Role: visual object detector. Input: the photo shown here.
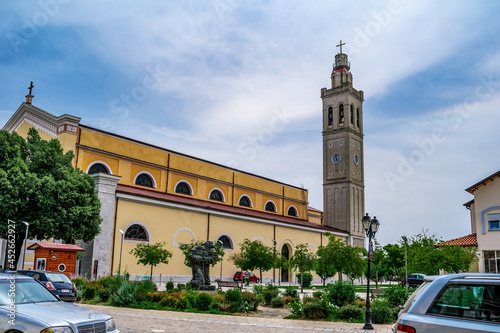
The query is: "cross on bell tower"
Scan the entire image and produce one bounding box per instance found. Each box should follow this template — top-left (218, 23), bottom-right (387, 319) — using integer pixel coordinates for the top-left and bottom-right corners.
top-left (320, 41), bottom-right (366, 247)
top-left (25, 81), bottom-right (34, 104)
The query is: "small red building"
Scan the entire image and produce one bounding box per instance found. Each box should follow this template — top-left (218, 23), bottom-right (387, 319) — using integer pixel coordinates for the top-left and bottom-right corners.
top-left (27, 242), bottom-right (84, 278)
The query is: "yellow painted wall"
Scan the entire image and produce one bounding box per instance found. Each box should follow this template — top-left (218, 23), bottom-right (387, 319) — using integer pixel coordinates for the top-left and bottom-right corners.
top-left (169, 155), bottom-right (233, 183)
top-left (111, 199), bottom-right (333, 280)
top-left (79, 128), bottom-right (169, 166)
top-left (234, 172), bottom-right (282, 196)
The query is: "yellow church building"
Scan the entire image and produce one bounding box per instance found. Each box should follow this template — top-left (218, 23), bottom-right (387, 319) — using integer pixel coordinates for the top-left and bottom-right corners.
top-left (2, 48), bottom-right (365, 283)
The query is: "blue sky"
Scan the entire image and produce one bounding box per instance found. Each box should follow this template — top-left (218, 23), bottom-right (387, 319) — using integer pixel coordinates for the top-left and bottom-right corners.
top-left (2, 1), bottom-right (500, 246)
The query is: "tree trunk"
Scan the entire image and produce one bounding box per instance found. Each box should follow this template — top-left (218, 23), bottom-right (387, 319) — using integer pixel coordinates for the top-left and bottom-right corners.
top-left (150, 265), bottom-right (153, 280)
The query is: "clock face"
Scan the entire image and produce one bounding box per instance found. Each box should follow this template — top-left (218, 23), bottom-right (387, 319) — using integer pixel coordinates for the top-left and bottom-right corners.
top-left (332, 154), bottom-right (341, 164)
top-left (354, 155), bottom-right (359, 165)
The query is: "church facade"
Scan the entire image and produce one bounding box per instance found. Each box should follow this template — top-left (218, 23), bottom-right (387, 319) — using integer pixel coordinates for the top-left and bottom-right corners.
top-left (1, 48), bottom-right (366, 282)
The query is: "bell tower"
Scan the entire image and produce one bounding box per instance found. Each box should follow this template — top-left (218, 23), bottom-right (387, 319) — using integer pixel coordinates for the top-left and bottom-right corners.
top-left (321, 41), bottom-right (365, 247)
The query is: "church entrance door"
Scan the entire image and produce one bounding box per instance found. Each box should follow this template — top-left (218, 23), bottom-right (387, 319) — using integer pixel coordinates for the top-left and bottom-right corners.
top-left (281, 244), bottom-right (290, 282)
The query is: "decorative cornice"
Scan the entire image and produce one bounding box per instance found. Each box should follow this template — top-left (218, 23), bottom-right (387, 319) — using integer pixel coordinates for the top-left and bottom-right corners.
top-left (2, 102), bottom-right (81, 137)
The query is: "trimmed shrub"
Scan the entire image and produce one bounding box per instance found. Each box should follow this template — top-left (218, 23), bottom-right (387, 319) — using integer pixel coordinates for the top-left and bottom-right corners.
top-left (242, 291), bottom-right (259, 311)
top-left (326, 280), bottom-right (356, 307)
top-left (383, 285), bottom-right (409, 307)
top-left (159, 295), bottom-right (178, 308)
top-left (195, 292), bottom-right (213, 311)
top-left (338, 305), bottom-right (363, 322)
top-left (166, 281), bottom-right (174, 291)
top-left (283, 286), bottom-right (298, 298)
top-left (271, 296), bottom-right (285, 308)
top-left (312, 290), bottom-right (324, 299)
top-left (176, 283), bottom-right (185, 290)
top-left (224, 288), bottom-right (242, 303)
top-left (228, 301), bottom-right (241, 313)
top-left (263, 289), bottom-right (279, 305)
top-left (97, 288), bottom-right (111, 302)
top-left (211, 292), bottom-right (225, 304)
top-left (371, 299), bottom-right (395, 324)
top-left (303, 301), bottom-right (328, 320)
top-left (82, 286), bottom-right (97, 300)
top-left (175, 297), bottom-right (190, 310)
top-left (296, 272), bottom-right (313, 288)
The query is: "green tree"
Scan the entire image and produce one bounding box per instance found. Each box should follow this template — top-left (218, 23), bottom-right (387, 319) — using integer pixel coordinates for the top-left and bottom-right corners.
top-left (382, 243), bottom-right (405, 285)
top-left (315, 233), bottom-right (341, 285)
top-left (129, 242), bottom-right (173, 279)
top-left (0, 128), bottom-right (102, 269)
top-left (439, 244), bottom-right (476, 273)
top-left (289, 243), bottom-right (317, 293)
top-left (234, 239), bottom-right (275, 282)
top-left (342, 245), bottom-right (366, 283)
top-left (178, 240), bottom-right (224, 267)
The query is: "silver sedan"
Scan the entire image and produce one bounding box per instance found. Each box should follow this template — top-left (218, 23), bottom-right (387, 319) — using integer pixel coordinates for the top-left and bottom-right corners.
top-left (0, 273), bottom-right (119, 333)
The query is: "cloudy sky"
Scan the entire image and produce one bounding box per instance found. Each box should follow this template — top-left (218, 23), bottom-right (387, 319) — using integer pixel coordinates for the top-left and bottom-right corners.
top-left (1, 1), bottom-right (500, 246)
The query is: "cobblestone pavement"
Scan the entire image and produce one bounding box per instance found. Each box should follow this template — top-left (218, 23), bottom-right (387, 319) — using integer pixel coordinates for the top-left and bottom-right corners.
top-left (85, 304), bottom-right (394, 333)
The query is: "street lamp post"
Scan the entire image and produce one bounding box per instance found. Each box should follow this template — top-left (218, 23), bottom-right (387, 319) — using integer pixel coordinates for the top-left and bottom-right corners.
top-left (402, 236), bottom-right (408, 293)
top-left (118, 230), bottom-right (124, 276)
top-left (218, 240), bottom-right (223, 281)
top-left (362, 213), bottom-right (380, 330)
top-left (21, 222), bottom-right (29, 270)
top-left (272, 239), bottom-right (277, 285)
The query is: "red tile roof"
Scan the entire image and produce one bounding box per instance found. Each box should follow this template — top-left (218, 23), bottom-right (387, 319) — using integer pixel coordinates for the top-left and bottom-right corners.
top-left (27, 242), bottom-right (85, 252)
top-left (438, 233), bottom-right (477, 247)
top-left (116, 184), bottom-right (347, 235)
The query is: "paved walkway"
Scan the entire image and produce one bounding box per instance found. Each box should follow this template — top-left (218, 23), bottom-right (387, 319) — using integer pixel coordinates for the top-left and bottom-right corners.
top-left (85, 304), bottom-right (394, 333)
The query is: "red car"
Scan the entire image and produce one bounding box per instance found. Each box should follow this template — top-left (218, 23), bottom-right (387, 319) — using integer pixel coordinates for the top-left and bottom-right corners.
top-left (233, 271), bottom-right (260, 283)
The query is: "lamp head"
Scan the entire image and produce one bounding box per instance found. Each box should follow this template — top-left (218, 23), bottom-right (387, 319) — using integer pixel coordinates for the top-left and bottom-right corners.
top-left (119, 229), bottom-right (124, 235)
top-left (22, 221), bottom-right (29, 227)
top-left (371, 217), bottom-right (380, 235)
top-left (362, 213), bottom-right (371, 231)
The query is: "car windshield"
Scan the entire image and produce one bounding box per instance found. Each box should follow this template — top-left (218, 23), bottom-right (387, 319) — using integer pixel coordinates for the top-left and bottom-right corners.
top-left (0, 279), bottom-right (59, 305)
top-left (46, 272), bottom-right (71, 283)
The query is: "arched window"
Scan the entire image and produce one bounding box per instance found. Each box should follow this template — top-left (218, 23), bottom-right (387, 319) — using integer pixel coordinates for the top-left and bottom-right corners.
top-left (339, 104), bottom-right (344, 124)
top-left (350, 105), bottom-right (354, 125)
top-left (356, 108), bottom-right (360, 128)
top-left (175, 181), bottom-right (192, 195)
top-left (238, 195), bottom-right (252, 207)
top-left (265, 201), bottom-right (277, 213)
top-left (209, 189), bottom-right (224, 202)
top-left (135, 173), bottom-right (154, 188)
top-left (327, 107), bottom-right (333, 127)
top-left (287, 206), bottom-right (298, 217)
top-left (217, 235), bottom-right (233, 249)
top-left (88, 163), bottom-right (109, 174)
top-left (124, 224), bottom-right (148, 241)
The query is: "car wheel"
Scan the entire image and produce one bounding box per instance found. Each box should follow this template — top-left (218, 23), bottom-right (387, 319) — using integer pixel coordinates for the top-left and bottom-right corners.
top-left (256, 278), bottom-right (260, 283)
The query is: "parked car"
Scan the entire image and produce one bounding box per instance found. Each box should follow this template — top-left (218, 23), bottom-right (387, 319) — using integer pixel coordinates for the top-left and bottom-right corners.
top-left (406, 273), bottom-right (427, 288)
top-left (393, 273), bottom-right (500, 333)
top-left (233, 271), bottom-right (260, 283)
top-left (0, 273), bottom-right (119, 333)
top-left (14, 269), bottom-right (77, 302)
